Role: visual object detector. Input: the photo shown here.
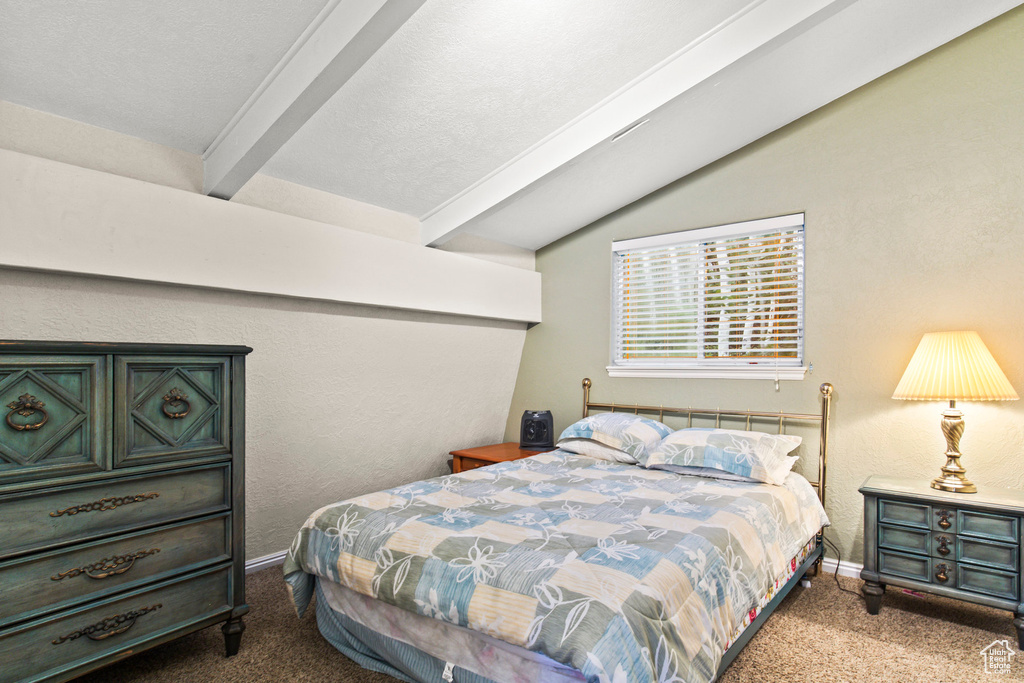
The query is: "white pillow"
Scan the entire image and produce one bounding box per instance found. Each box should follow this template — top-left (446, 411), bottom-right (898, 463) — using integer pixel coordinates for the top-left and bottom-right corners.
top-left (557, 438), bottom-right (638, 464)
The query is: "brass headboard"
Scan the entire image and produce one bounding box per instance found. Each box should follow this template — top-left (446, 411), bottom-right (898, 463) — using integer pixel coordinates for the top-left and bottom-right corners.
top-left (580, 378), bottom-right (834, 508)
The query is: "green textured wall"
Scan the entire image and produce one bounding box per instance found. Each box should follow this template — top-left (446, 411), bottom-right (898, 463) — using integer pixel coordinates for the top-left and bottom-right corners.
top-left (505, 8), bottom-right (1024, 564)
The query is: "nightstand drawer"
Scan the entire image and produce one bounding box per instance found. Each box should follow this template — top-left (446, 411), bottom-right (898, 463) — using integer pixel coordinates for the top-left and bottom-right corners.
top-left (0, 464), bottom-right (230, 559)
top-left (930, 560), bottom-right (957, 587)
top-left (878, 550), bottom-right (931, 582)
top-left (957, 536), bottom-right (1018, 573)
top-left (959, 510), bottom-right (1018, 543)
top-left (931, 532), bottom-right (956, 559)
top-left (0, 565), bottom-right (230, 683)
top-left (931, 507), bottom-right (956, 533)
top-left (878, 524), bottom-right (930, 555)
top-left (879, 500), bottom-right (930, 529)
top-left (458, 457), bottom-right (490, 472)
top-left (0, 513), bottom-right (231, 626)
top-left (958, 563), bottom-right (1018, 601)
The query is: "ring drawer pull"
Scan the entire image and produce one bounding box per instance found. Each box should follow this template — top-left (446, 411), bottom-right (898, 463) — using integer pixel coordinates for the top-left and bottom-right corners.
top-left (161, 388), bottom-right (191, 419)
top-left (51, 548), bottom-right (161, 581)
top-left (936, 535), bottom-right (951, 556)
top-left (52, 604), bottom-right (162, 644)
top-left (49, 493), bottom-right (159, 518)
top-left (936, 509), bottom-right (952, 530)
top-left (934, 563), bottom-right (951, 583)
top-left (5, 393), bottom-right (48, 431)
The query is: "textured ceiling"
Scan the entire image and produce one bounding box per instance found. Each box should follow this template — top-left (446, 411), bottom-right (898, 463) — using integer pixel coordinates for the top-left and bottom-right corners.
top-left (0, 0), bottom-right (329, 153)
top-left (260, 0), bottom-right (750, 217)
top-left (2, 0), bottom-right (1020, 251)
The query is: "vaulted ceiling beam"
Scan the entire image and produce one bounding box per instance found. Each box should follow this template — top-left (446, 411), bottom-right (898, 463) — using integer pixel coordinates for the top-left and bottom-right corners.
top-left (203, 0), bottom-right (425, 200)
top-left (418, 0), bottom-right (850, 247)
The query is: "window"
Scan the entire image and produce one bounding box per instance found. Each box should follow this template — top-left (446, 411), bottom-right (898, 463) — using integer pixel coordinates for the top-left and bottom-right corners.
top-left (609, 213), bottom-right (805, 379)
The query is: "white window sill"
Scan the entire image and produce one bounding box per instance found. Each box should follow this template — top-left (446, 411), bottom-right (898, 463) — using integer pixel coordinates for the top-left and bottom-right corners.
top-left (606, 366), bottom-right (807, 380)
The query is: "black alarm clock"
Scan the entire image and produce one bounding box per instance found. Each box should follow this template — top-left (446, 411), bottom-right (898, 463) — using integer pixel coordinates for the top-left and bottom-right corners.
top-left (520, 410), bottom-right (554, 449)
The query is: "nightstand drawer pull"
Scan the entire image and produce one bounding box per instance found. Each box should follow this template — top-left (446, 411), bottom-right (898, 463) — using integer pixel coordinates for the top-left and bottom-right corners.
top-left (5, 393), bottom-right (49, 431)
top-left (934, 563), bottom-right (951, 583)
top-left (51, 548), bottom-right (161, 581)
top-left (49, 492), bottom-right (159, 517)
top-left (936, 509), bottom-right (953, 530)
top-left (52, 604), bottom-right (162, 644)
top-left (935, 535), bottom-right (951, 556)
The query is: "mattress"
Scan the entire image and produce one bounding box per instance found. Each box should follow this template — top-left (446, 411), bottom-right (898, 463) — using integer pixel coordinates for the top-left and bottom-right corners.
top-left (285, 449), bottom-right (829, 683)
top-left (310, 535), bottom-right (819, 683)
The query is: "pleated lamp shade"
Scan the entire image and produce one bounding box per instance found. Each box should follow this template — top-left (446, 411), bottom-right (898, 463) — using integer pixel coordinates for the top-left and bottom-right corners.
top-left (892, 331), bottom-right (1019, 401)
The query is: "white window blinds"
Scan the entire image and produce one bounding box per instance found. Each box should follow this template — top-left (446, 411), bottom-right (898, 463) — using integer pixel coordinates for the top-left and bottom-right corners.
top-left (611, 214), bottom-right (804, 376)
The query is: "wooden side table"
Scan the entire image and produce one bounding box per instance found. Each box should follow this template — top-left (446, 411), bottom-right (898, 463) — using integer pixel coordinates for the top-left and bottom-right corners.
top-left (860, 475), bottom-right (1024, 648)
top-left (450, 442), bottom-right (551, 474)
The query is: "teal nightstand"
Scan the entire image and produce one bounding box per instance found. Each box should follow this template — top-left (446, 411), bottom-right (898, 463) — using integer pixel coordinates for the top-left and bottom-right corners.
top-left (860, 475), bottom-right (1024, 647)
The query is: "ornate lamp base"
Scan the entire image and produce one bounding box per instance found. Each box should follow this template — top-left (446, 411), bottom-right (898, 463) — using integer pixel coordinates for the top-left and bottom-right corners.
top-left (930, 403), bottom-right (977, 494)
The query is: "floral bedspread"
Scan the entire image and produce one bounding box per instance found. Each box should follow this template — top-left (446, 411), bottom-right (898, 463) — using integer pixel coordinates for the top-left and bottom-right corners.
top-left (284, 450), bottom-right (828, 683)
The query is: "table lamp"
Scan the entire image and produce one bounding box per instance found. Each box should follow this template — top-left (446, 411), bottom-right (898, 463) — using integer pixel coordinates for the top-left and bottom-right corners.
top-left (892, 331), bottom-right (1018, 493)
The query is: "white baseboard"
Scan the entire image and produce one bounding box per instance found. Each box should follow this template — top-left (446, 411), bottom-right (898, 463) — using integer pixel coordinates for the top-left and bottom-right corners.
top-left (246, 549), bottom-right (288, 574)
top-left (820, 556), bottom-right (862, 579)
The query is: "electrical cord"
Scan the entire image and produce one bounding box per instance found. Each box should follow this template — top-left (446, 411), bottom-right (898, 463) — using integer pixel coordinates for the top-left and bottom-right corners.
top-left (819, 534), bottom-right (863, 597)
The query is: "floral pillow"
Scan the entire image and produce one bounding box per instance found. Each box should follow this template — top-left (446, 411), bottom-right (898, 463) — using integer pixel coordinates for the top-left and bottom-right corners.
top-left (641, 428), bottom-right (801, 485)
top-left (558, 413), bottom-right (673, 463)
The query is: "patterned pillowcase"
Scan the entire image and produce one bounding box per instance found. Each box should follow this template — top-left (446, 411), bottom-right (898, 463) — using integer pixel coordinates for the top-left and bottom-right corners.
top-left (557, 438), bottom-right (640, 464)
top-left (558, 413), bottom-right (673, 463)
top-left (642, 428), bottom-right (801, 485)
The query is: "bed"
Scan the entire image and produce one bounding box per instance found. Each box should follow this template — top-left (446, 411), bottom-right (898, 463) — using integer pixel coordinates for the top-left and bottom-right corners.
top-left (284, 380), bottom-right (834, 683)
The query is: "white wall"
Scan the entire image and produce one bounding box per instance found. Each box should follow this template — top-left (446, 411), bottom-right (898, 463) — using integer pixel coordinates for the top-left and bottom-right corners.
top-left (0, 100), bottom-right (535, 558)
top-left (506, 9), bottom-right (1024, 563)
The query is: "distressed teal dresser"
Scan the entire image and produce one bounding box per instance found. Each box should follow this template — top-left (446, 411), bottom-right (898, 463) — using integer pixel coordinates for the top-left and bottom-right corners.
top-left (860, 475), bottom-right (1024, 647)
top-left (0, 341), bottom-right (251, 682)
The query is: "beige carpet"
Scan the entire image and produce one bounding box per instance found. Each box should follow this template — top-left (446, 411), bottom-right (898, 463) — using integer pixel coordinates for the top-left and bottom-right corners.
top-left (75, 567), bottom-right (1020, 682)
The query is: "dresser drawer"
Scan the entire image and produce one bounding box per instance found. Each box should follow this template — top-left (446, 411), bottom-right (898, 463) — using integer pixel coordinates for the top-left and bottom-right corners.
top-left (0, 513), bottom-right (230, 626)
top-left (959, 509), bottom-right (1018, 543)
top-left (0, 356), bottom-right (108, 484)
top-left (958, 563), bottom-right (1018, 601)
top-left (0, 565), bottom-right (231, 683)
top-left (957, 536), bottom-right (1019, 573)
top-left (0, 464), bottom-right (230, 559)
top-left (115, 356), bottom-right (231, 467)
top-left (878, 500), bottom-right (929, 529)
top-left (878, 524), bottom-right (930, 555)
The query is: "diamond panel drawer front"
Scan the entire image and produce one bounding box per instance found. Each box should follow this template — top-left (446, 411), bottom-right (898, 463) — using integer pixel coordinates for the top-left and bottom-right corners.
top-left (0, 340), bottom-right (250, 683)
top-left (0, 355), bottom-right (108, 484)
top-left (115, 356), bottom-right (232, 467)
top-left (860, 475), bottom-right (1024, 650)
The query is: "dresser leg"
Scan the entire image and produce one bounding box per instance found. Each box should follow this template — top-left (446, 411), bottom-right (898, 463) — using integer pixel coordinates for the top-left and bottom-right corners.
top-left (1014, 613), bottom-right (1024, 650)
top-left (222, 616), bottom-right (246, 657)
top-left (862, 581), bottom-right (885, 615)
